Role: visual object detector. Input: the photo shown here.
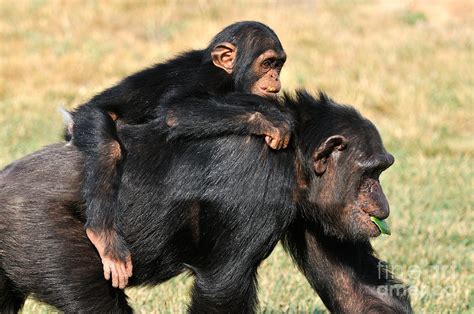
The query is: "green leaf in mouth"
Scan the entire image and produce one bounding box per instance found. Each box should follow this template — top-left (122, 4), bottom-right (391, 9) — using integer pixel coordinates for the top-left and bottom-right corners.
top-left (370, 216), bottom-right (391, 235)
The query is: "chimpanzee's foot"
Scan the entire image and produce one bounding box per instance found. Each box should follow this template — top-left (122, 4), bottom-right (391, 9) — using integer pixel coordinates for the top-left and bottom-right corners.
top-left (86, 229), bottom-right (133, 289)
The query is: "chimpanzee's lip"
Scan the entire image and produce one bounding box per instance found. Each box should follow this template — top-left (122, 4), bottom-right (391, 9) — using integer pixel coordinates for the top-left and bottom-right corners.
top-left (264, 86), bottom-right (279, 93)
top-left (261, 86), bottom-right (280, 93)
top-left (370, 215), bottom-right (391, 236)
top-left (364, 215), bottom-right (381, 237)
top-left (258, 89), bottom-right (279, 99)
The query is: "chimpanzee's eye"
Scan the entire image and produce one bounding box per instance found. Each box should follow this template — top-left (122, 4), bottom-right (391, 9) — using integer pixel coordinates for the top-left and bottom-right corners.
top-left (262, 59), bottom-right (272, 69)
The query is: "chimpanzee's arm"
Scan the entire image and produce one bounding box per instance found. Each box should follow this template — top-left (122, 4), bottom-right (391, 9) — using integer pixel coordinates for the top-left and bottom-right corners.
top-left (283, 220), bottom-right (413, 313)
top-left (163, 93), bottom-right (292, 143)
top-left (119, 93), bottom-right (293, 148)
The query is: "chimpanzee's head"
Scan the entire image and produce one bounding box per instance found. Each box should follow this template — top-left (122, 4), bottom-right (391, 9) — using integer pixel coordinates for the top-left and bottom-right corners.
top-left (205, 21), bottom-right (286, 99)
top-left (290, 92), bottom-right (395, 242)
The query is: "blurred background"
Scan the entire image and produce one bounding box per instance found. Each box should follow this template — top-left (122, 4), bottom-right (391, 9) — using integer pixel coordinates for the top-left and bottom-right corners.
top-left (0, 0), bottom-right (472, 312)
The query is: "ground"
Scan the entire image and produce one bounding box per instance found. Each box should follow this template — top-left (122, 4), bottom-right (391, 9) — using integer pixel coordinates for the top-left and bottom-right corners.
top-left (0, 1), bottom-right (472, 313)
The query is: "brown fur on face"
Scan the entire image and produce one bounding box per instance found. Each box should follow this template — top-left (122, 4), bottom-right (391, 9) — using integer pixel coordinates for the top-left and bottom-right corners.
top-left (305, 130), bottom-right (395, 242)
top-left (250, 49), bottom-right (286, 99)
top-left (343, 177), bottom-right (391, 238)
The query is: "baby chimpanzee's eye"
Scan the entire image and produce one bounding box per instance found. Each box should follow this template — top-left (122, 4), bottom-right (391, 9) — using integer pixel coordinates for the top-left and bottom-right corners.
top-left (262, 59), bottom-right (272, 69)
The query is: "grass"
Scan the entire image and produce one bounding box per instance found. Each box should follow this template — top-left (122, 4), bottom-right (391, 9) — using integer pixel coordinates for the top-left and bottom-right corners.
top-left (1, 0), bottom-right (473, 312)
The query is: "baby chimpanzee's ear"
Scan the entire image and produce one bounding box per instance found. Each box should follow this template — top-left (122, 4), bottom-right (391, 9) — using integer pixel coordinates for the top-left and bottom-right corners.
top-left (211, 42), bottom-right (237, 74)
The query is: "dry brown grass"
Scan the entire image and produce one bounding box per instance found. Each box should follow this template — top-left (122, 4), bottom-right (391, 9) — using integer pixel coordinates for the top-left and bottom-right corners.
top-left (1, 0), bottom-right (473, 312)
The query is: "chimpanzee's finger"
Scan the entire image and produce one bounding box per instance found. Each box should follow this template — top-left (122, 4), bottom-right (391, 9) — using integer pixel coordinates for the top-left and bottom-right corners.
top-left (125, 255), bottom-right (133, 277)
top-left (265, 136), bottom-right (279, 150)
top-left (276, 136), bottom-right (283, 149)
top-left (122, 263), bottom-right (129, 286)
top-left (265, 136), bottom-right (274, 148)
top-left (103, 261), bottom-right (111, 281)
top-left (121, 263), bottom-right (129, 288)
top-left (110, 264), bottom-right (119, 288)
top-left (117, 264), bottom-right (127, 289)
top-left (270, 138), bottom-right (279, 150)
top-left (265, 136), bottom-right (272, 146)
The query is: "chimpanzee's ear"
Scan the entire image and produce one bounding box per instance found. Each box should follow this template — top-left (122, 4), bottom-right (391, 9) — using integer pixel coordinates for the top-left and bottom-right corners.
top-left (211, 42), bottom-right (236, 74)
top-left (313, 135), bottom-right (348, 175)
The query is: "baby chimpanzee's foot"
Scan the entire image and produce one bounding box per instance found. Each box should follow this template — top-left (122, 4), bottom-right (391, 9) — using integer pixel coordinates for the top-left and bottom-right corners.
top-left (86, 228), bottom-right (133, 289)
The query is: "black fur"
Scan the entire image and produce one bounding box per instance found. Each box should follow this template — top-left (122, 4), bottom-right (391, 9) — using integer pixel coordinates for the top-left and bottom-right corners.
top-left (0, 92), bottom-right (412, 313)
top-left (71, 21), bottom-right (287, 260)
top-left (283, 219), bottom-right (412, 313)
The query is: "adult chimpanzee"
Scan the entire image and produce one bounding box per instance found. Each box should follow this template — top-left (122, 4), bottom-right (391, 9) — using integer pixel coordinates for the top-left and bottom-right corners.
top-left (0, 91), bottom-right (412, 313)
top-left (70, 21), bottom-right (290, 287)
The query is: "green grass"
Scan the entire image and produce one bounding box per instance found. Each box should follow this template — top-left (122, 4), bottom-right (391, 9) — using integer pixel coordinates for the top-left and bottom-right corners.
top-left (1, 1), bottom-right (472, 312)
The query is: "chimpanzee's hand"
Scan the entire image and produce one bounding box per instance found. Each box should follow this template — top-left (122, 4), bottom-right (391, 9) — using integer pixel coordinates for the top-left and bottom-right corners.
top-left (86, 229), bottom-right (133, 289)
top-left (226, 92), bottom-right (293, 149)
top-left (248, 110), bottom-right (292, 150)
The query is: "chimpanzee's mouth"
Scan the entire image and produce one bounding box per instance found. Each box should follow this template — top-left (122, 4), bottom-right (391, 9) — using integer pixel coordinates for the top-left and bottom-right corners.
top-left (370, 216), bottom-right (391, 235)
top-left (259, 87), bottom-right (279, 98)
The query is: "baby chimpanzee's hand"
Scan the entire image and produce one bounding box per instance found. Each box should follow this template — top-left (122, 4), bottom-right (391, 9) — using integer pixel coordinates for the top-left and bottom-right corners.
top-left (247, 111), bottom-right (292, 150)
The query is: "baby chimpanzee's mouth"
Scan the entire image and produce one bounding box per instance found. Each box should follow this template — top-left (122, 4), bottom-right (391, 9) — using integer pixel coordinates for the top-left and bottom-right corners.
top-left (257, 89), bottom-right (278, 100)
top-left (370, 216), bottom-right (391, 235)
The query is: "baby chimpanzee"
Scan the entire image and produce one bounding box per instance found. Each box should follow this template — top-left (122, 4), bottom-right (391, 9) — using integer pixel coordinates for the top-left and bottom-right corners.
top-left (70, 21), bottom-right (290, 288)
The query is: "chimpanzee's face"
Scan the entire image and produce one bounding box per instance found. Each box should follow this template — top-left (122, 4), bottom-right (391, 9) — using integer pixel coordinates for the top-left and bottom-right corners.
top-left (307, 124), bottom-right (395, 242)
top-left (249, 49), bottom-right (286, 99)
top-left (210, 40), bottom-right (286, 99)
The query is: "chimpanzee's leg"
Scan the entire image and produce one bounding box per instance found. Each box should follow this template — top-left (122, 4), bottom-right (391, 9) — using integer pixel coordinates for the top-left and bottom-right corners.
top-left (0, 269), bottom-right (25, 313)
top-left (189, 260), bottom-right (258, 314)
top-left (71, 104), bottom-right (132, 289)
top-left (186, 208), bottom-right (280, 314)
top-left (30, 226), bottom-right (132, 312)
top-left (0, 204), bottom-right (132, 313)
